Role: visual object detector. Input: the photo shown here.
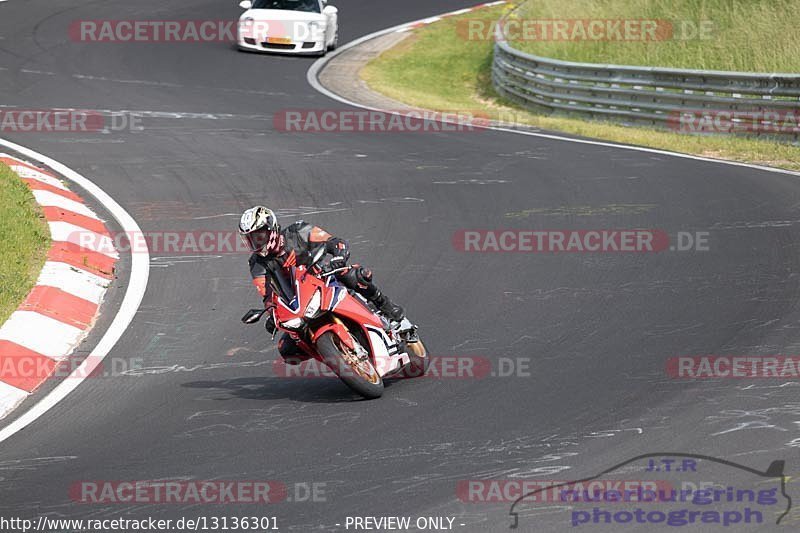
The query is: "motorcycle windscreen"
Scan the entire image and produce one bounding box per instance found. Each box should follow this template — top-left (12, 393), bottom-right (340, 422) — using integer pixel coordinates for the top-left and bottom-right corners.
top-left (270, 267), bottom-right (298, 309)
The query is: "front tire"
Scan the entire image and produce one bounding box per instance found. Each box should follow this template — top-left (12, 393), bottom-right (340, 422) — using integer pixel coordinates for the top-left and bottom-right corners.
top-left (406, 338), bottom-right (429, 377)
top-left (328, 29), bottom-right (338, 51)
top-left (316, 331), bottom-right (384, 399)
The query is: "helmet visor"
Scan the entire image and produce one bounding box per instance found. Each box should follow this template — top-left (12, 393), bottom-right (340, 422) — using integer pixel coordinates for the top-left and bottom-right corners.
top-left (240, 226), bottom-right (276, 253)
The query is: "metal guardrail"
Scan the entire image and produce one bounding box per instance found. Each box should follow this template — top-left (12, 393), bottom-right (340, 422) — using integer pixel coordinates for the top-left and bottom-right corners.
top-left (491, 14), bottom-right (800, 141)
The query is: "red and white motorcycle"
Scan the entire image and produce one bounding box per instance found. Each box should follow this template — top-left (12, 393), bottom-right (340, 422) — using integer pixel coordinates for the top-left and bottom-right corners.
top-left (242, 246), bottom-right (428, 399)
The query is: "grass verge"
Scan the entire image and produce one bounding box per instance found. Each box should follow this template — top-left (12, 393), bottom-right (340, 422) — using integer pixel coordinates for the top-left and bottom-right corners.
top-left (0, 163), bottom-right (50, 325)
top-left (512, 0), bottom-right (800, 72)
top-left (360, 5), bottom-right (800, 172)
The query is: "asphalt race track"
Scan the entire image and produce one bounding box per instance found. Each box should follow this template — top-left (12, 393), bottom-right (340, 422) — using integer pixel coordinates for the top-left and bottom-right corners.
top-left (1, 1), bottom-right (799, 531)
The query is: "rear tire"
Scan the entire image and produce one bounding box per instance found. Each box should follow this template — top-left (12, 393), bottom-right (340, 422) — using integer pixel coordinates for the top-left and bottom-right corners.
top-left (316, 332), bottom-right (384, 399)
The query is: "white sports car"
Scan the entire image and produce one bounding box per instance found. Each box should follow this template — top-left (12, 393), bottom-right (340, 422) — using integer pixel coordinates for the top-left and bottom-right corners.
top-left (237, 0), bottom-right (338, 55)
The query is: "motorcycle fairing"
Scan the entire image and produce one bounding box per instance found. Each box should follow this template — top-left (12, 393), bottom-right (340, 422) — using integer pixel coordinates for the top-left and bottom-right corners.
top-left (271, 264), bottom-right (412, 378)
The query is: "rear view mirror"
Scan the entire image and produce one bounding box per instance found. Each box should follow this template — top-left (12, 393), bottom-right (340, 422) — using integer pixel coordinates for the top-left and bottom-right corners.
top-left (323, 5), bottom-right (338, 15)
top-left (239, 1), bottom-right (253, 9)
top-left (242, 309), bottom-right (266, 324)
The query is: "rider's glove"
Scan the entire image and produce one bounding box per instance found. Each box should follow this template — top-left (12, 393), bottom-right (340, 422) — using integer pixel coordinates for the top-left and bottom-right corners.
top-left (330, 255), bottom-right (348, 269)
top-left (326, 238), bottom-right (350, 269)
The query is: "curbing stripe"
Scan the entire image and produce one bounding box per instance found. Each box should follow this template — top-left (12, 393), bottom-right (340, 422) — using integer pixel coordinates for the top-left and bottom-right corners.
top-left (0, 140), bottom-right (148, 443)
top-left (0, 341), bottom-right (58, 393)
top-left (47, 242), bottom-right (116, 280)
top-left (0, 381), bottom-right (28, 420)
top-left (41, 206), bottom-right (111, 236)
top-left (33, 190), bottom-right (101, 219)
top-left (37, 261), bottom-right (110, 305)
top-left (22, 179), bottom-right (84, 202)
top-left (0, 311), bottom-right (84, 359)
top-left (21, 287), bottom-right (98, 330)
top-left (48, 221), bottom-right (118, 259)
top-left (0, 151), bottom-right (130, 426)
top-left (0, 155), bottom-right (68, 190)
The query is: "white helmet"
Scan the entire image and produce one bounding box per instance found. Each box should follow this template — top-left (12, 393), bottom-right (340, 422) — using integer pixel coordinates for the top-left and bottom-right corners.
top-left (238, 206), bottom-right (281, 254)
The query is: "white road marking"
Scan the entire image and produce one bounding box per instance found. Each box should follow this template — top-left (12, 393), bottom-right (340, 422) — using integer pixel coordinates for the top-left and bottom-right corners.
top-left (0, 104), bottom-right (274, 123)
top-left (8, 70), bottom-right (288, 96)
top-left (20, 69), bottom-right (55, 76)
top-left (0, 137), bottom-right (150, 444)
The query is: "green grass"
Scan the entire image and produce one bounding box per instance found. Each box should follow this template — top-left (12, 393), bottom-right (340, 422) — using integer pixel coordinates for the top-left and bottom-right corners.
top-left (512, 0), bottom-right (800, 72)
top-left (0, 163), bottom-right (50, 325)
top-left (360, 4), bottom-right (800, 172)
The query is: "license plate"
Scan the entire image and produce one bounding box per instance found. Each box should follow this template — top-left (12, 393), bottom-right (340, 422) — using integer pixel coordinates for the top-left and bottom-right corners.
top-left (267, 37), bottom-right (292, 45)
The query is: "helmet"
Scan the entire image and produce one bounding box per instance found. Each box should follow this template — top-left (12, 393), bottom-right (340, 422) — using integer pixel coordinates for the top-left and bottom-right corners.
top-left (239, 206), bottom-right (281, 255)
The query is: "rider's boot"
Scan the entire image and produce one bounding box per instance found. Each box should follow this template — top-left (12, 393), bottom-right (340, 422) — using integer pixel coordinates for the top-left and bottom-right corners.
top-left (337, 265), bottom-right (406, 322)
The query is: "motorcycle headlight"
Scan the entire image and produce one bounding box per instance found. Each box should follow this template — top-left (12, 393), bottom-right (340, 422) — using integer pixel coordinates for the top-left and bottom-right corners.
top-left (305, 289), bottom-right (322, 318)
top-left (281, 317), bottom-right (304, 329)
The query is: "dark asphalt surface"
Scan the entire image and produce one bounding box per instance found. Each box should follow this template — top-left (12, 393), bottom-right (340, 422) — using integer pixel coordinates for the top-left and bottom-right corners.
top-left (1, 1), bottom-right (799, 531)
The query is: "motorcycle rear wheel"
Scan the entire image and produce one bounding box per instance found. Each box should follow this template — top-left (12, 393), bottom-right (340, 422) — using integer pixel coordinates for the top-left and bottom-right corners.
top-left (317, 331), bottom-right (384, 399)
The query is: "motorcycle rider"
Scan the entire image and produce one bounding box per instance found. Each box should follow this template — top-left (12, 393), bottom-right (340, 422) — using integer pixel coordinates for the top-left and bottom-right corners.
top-left (239, 206), bottom-right (405, 363)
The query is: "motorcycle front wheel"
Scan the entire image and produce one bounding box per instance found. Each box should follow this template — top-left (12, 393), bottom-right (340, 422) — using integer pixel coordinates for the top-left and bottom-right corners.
top-left (406, 337), bottom-right (430, 377)
top-left (316, 331), bottom-right (384, 399)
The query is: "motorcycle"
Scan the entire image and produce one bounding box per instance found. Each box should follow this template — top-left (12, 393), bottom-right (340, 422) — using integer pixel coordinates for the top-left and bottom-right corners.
top-left (242, 246), bottom-right (429, 399)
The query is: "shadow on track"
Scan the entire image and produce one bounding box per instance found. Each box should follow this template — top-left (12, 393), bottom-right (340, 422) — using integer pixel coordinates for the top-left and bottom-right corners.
top-left (181, 376), bottom-right (397, 403)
